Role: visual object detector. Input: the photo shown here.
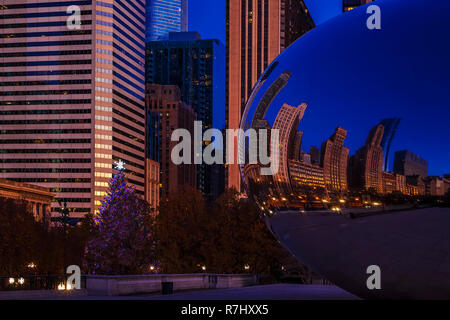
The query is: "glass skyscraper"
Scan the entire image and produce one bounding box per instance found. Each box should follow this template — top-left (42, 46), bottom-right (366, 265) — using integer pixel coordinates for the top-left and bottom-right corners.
top-left (146, 0), bottom-right (188, 41)
top-left (146, 32), bottom-right (225, 200)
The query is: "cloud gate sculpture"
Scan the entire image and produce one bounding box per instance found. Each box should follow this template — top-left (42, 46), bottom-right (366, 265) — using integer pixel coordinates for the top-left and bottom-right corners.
top-left (240, 0), bottom-right (450, 299)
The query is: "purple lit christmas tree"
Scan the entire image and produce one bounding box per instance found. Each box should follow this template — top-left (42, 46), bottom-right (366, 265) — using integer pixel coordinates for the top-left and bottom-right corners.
top-left (84, 160), bottom-right (156, 275)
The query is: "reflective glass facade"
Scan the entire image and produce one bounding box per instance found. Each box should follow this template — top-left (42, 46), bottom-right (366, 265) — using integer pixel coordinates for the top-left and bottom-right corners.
top-left (146, 32), bottom-right (225, 199)
top-left (145, 0), bottom-right (188, 41)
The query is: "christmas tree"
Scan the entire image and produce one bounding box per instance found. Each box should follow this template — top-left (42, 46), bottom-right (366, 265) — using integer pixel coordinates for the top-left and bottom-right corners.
top-left (84, 160), bottom-right (157, 275)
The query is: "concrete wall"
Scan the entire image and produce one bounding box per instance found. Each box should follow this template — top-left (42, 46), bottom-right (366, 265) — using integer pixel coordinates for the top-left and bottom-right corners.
top-left (86, 274), bottom-right (258, 296)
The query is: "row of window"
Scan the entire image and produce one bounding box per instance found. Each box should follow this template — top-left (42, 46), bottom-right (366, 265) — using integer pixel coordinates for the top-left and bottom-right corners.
top-left (0, 119), bottom-right (90, 125)
top-left (0, 69), bottom-right (92, 77)
top-left (0, 158), bottom-right (91, 163)
top-left (0, 60), bottom-right (91, 68)
top-left (0, 129), bottom-right (91, 135)
top-left (0, 139), bottom-right (91, 144)
top-left (0, 29), bottom-right (91, 39)
top-left (0, 49), bottom-right (91, 58)
top-left (0, 79), bottom-right (91, 86)
top-left (1, 168), bottom-right (91, 173)
top-left (0, 39), bottom-right (91, 48)
top-left (0, 148), bottom-right (91, 154)
top-left (0, 1), bottom-right (91, 10)
top-left (0, 89), bottom-right (91, 96)
top-left (0, 99), bottom-right (91, 106)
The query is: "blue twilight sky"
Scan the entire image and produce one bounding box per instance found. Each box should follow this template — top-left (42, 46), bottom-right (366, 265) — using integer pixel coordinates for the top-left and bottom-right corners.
top-left (188, 0), bottom-right (450, 176)
top-left (188, 0), bottom-right (342, 44)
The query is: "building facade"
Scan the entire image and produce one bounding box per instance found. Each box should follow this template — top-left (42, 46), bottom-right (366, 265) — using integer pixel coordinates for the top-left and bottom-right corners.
top-left (349, 124), bottom-right (384, 193)
top-left (379, 118), bottom-right (401, 171)
top-left (145, 84), bottom-right (196, 198)
top-left (145, 110), bottom-right (160, 211)
top-left (226, 0), bottom-right (315, 191)
top-left (394, 150), bottom-right (428, 179)
top-left (271, 103), bottom-right (307, 196)
top-left (289, 159), bottom-right (325, 190)
top-left (145, 0), bottom-right (188, 41)
top-left (320, 127), bottom-right (349, 193)
top-left (0, 179), bottom-right (54, 221)
top-left (424, 176), bottom-right (446, 196)
top-left (0, 0), bottom-right (147, 218)
top-left (146, 32), bottom-right (225, 199)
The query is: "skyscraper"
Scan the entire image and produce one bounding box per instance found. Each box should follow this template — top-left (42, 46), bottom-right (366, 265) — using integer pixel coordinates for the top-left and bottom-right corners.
top-left (146, 0), bottom-right (188, 41)
top-left (226, 0), bottom-right (315, 191)
top-left (146, 32), bottom-right (225, 199)
top-left (349, 124), bottom-right (385, 193)
top-left (320, 127), bottom-right (349, 193)
top-left (0, 0), bottom-right (146, 218)
top-left (394, 150), bottom-right (428, 178)
top-left (379, 118), bottom-right (401, 171)
top-left (145, 109), bottom-right (160, 211)
top-left (145, 84), bottom-right (196, 198)
top-left (272, 103), bottom-right (307, 196)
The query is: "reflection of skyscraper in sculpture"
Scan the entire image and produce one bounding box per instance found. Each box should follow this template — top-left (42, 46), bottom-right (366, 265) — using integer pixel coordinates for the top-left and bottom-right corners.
top-left (251, 71), bottom-right (292, 128)
top-left (379, 118), bottom-right (401, 171)
top-left (293, 131), bottom-right (304, 161)
top-left (289, 159), bottom-right (325, 190)
top-left (309, 146), bottom-right (320, 165)
top-left (349, 124), bottom-right (385, 193)
top-left (272, 103), bottom-right (307, 195)
top-left (320, 127), bottom-right (349, 192)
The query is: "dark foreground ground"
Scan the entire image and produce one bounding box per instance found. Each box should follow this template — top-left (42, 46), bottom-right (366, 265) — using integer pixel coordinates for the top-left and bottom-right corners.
top-left (0, 284), bottom-right (358, 300)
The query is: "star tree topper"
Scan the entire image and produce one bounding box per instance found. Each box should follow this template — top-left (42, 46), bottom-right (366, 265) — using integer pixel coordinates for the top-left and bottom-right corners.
top-left (114, 159), bottom-right (126, 171)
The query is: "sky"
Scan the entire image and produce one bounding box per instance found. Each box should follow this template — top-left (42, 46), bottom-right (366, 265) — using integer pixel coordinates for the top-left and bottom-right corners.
top-left (188, 0), bottom-right (342, 44)
top-left (188, 0), bottom-right (450, 176)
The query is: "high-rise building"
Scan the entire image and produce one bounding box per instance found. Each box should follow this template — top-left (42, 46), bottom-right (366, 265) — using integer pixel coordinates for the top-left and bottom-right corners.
top-left (226, 0), bottom-right (315, 191)
top-left (145, 0), bottom-right (188, 41)
top-left (320, 127), bottom-right (349, 193)
top-left (145, 110), bottom-right (160, 211)
top-left (379, 118), bottom-right (401, 171)
top-left (272, 103), bottom-right (307, 196)
top-left (293, 131), bottom-right (304, 161)
top-left (424, 176), bottom-right (446, 196)
top-left (343, 0), bottom-right (374, 12)
top-left (309, 146), bottom-right (320, 165)
top-left (146, 32), bottom-right (225, 199)
top-left (145, 84), bottom-right (196, 198)
top-left (394, 150), bottom-right (428, 178)
top-left (349, 124), bottom-right (384, 193)
top-left (0, 0), bottom-right (146, 218)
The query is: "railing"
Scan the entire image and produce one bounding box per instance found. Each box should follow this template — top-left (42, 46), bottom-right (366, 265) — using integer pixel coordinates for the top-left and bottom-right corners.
top-left (0, 275), bottom-right (86, 291)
